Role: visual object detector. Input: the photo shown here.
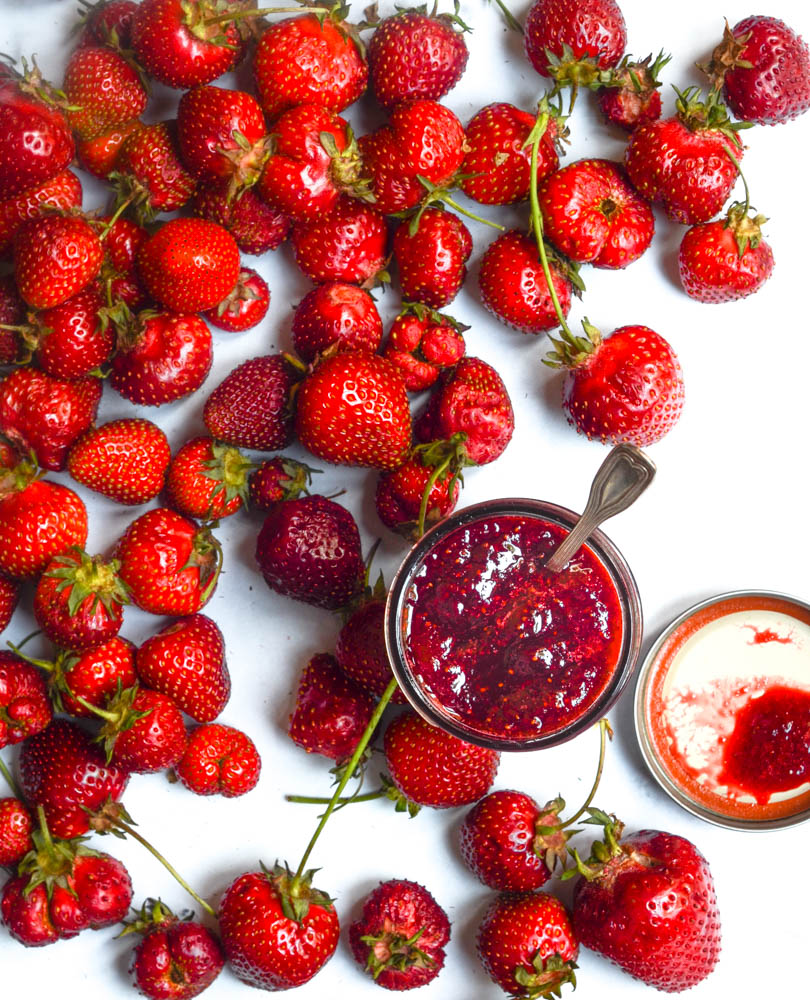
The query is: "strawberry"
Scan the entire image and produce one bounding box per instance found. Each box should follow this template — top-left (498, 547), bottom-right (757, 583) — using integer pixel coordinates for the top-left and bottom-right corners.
top-left (0, 572), bottom-right (20, 633)
top-left (136, 217), bottom-right (241, 314)
top-left (374, 451), bottom-right (461, 540)
top-left (175, 723), bottom-right (260, 797)
top-left (0, 169), bottom-right (83, 257)
top-left (191, 182), bottom-right (290, 255)
top-left (367, 5), bottom-right (469, 109)
top-left (33, 548), bottom-right (130, 651)
top-left (295, 352), bottom-right (412, 471)
top-left (253, 12), bottom-right (368, 119)
top-left (114, 120), bottom-right (197, 221)
top-left (289, 652), bottom-right (375, 763)
top-left (218, 864), bottom-right (339, 990)
top-left (392, 207), bottom-right (472, 308)
top-left (383, 303), bottom-right (467, 391)
top-left (478, 229), bottom-right (574, 335)
top-left (335, 598), bottom-right (407, 702)
top-left (94, 685), bottom-right (187, 773)
top-left (248, 457), bottom-right (315, 512)
top-left (0, 652), bottom-right (52, 749)
top-left (98, 214), bottom-right (149, 309)
top-left (291, 281), bottom-right (383, 363)
top-left (165, 436), bottom-right (252, 521)
top-left (203, 354), bottom-right (297, 451)
top-left (0, 276), bottom-right (22, 362)
top-left (19, 718), bottom-right (129, 838)
top-left (76, 119), bottom-right (143, 179)
top-left (115, 508), bottom-right (222, 616)
top-left (31, 636), bottom-right (138, 717)
top-left (382, 710), bottom-right (500, 811)
top-left (131, 0), bottom-right (245, 89)
top-left (136, 614), bottom-right (230, 723)
top-left (702, 16), bottom-right (810, 126)
top-left (625, 87), bottom-right (746, 225)
top-left (177, 85), bottom-right (270, 195)
top-left (461, 103), bottom-right (559, 205)
top-left (679, 203), bottom-right (774, 303)
top-left (476, 891), bottom-right (579, 997)
top-left (0, 368), bottom-right (101, 471)
top-left (596, 51), bottom-right (669, 132)
top-left (545, 321), bottom-right (685, 446)
top-left (109, 310), bottom-right (213, 407)
top-left (203, 266), bottom-right (269, 332)
top-left (349, 879), bottom-right (450, 989)
top-left (126, 898), bottom-right (225, 999)
top-left (68, 418), bottom-right (171, 505)
top-left (63, 45), bottom-right (148, 141)
top-left (0, 797), bottom-right (33, 867)
top-left (78, 0), bottom-right (139, 48)
top-left (254, 495), bottom-right (365, 611)
top-left (568, 816), bottom-right (721, 991)
top-left (290, 196), bottom-right (388, 285)
top-left (524, 0), bottom-right (627, 85)
top-left (24, 287), bottom-right (115, 379)
top-left (13, 212), bottom-right (104, 310)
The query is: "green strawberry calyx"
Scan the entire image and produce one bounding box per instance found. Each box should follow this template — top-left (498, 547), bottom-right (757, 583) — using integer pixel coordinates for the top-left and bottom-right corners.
top-left (266, 860), bottom-right (334, 924)
top-left (698, 19), bottom-right (755, 92)
top-left (43, 546), bottom-right (131, 620)
top-left (117, 897), bottom-right (191, 938)
top-left (513, 950), bottom-right (578, 1000)
top-left (673, 85), bottom-right (751, 140)
top-left (361, 924), bottom-right (436, 981)
top-left (18, 806), bottom-right (100, 899)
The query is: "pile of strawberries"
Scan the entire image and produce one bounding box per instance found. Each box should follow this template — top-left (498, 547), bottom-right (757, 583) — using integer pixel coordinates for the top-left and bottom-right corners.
top-left (0, 0), bottom-right (808, 996)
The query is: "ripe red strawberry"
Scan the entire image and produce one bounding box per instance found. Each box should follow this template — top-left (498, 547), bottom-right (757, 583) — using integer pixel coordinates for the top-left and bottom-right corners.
top-left (165, 436), bottom-right (252, 521)
top-left (248, 457), bottom-right (314, 512)
top-left (115, 120), bottom-right (197, 221)
top-left (136, 614), bottom-right (230, 723)
top-left (78, 0), bottom-right (139, 48)
top-left (290, 196), bottom-right (388, 285)
top-left (0, 368), bottom-right (101, 471)
top-left (291, 281), bottom-right (382, 363)
top-left (524, 0), bottom-right (627, 84)
top-left (255, 495), bottom-right (364, 611)
top-left (127, 898), bottom-right (225, 999)
top-left (204, 266), bottom-right (269, 332)
top-left (19, 718), bottom-right (129, 838)
top-left (98, 214), bottom-right (149, 309)
top-left (597, 51), bottom-right (669, 131)
top-left (349, 879), bottom-right (450, 989)
top-left (625, 87), bottom-right (746, 225)
top-left (679, 202), bottom-right (775, 303)
top-left (0, 572), bottom-right (20, 633)
top-left (136, 217), bottom-right (241, 314)
top-left (131, 0), bottom-right (245, 89)
top-left (295, 352), bottom-right (412, 470)
top-left (13, 213), bottom-right (104, 310)
top-left (367, 6), bottom-right (468, 109)
top-left (34, 636), bottom-right (138, 717)
top-left (203, 354), bottom-right (297, 451)
top-left (191, 181), bottom-right (290, 255)
top-left (383, 304), bottom-right (467, 391)
top-left (478, 229), bottom-right (574, 334)
top-left (176, 723), bottom-right (260, 797)
top-left (95, 685), bottom-right (187, 773)
top-left (374, 450), bottom-right (461, 540)
top-left (335, 598), bottom-right (407, 703)
top-left (33, 548), bottom-right (130, 651)
top-left (477, 891), bottom-right (579, 996)
top-left (63, 45), bottom-right (148, 141)
top-left (0, 276), bottom-right (22, 362)
top-left (0, 169), bottom-right (83, 257)
top-left (703, 16), bottom-right (810, 126)
top-left (289, 652), bottom-right (376, 763)
top-left (546, 321), bottom-right (685, 446)
top-left (383, 710), bottom-right (500, 811)
top-left (25, 287), bottom-right (115, 379)
top-left (569, 816), bottom-right (721, 991)
top-left (0, 797), bottom-right (33, 867)
top-left (0, 652), bottom-right (52, 749)
top-left (109, 310), bottom-right (213, 406)
top-left (253, 12), bottom-right (368, 119)
top-left (219, 864), bottom-right (339, 990)
top-left (68, 418), bottom-right (171, 505)
top-left (461, 103), bottom-right (559, 205)
top-left (76, 119), bottom-right (143, 180)
top-left (392, 208), bottom-right (472, 308)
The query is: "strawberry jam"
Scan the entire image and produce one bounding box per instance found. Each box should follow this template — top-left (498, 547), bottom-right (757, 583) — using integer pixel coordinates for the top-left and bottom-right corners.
top-left (401, 514), bottom-right (625, 742)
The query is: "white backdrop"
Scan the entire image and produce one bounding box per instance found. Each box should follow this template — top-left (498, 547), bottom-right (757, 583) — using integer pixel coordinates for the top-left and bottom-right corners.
top-left (2, 1), bottom-right (810, 997)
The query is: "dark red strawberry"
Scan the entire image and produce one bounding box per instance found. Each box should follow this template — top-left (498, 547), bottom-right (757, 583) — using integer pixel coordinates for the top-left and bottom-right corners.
top-left (0, 169), bottom-right (83, 257)
top-left (393, 208), bottom-right (472, 309)
top-left (290, 196), bottom-right (388, 286)
top-left (93, 685), bottom-right (187, 773)
top-left (176, 723), bottom-right (261, 798)
top-left (137, 614), bottom-right (230, 723)
top-left (78, 0), bottom-right (139, 48)
top-left (335, 598), bottom-right (407, 703)
top-left (30, 636), bottom-right (138, 718)
top-left (76, 119), bottom-right (143, 180)
top-left (114, 120), bottom-right (197, 221)
top-left (255, 495), bottom-right (365, 611)
top-left (0, 572), bottom-right (20, 633)
top-left (0, 797), bottom-right (33, 866)
top-left (524, 0), bottom-right (627, 85)
top-left (383, 303), bottom-right (466, 391)
top-left (203, 267), bottom-right (269, 332)
top-left (203, 354), bottom-right (297, 451)
top-left (374, 450), bottom-right (461, 540)
top-left (191, 181), bottom-right (290, 255)
top-left (349, 879), bottom-right (450, 989)
top-left (13, 213), bottom-right (104, 310)
top-left (248, 457), bottom-right (315, 512)
top-left (63, 45), bottom-right (148, 141)
top-left (67, 418), bottom-right (171, 505)
top-left (165, 436), bottom-right (252, 521)
top-left (291, 281), bottom-right (382, 363)
top-left (24, 286), bottom-right (115, 379)
top-left (597, 51), bottom-right (669, 131)
top-left (289, 652), bottom-right (376, 762)
top-left (0, 652), bottom-right (52, 749)
top-left (0, 275), bottom-right (23, 362)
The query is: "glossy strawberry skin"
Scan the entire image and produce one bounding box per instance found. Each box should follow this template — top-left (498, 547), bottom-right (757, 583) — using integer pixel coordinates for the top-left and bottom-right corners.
top-left (191, 182), bottom-right (290, 255)
top-left (0, 797), bottom-right (33, 867)
top-left (67, 852), bottom-right (134, 928)
top-left (291, 282), bottom-right (383, 363)
top-left (0, 652), bottom-right (52, 749)
top-left (77, 119), bottom-right (143, 179)
top-left (109, 688), bottom-right (187, 773)
top-left (48, 636), bottom-right (138, 718)
top-left (68, 418), bottom-right (171, 505)
top-left (136, 614), bottom-right (230, 723)
top-left (79, 0), bottom-right (139, 48)
top-left (383, 311), bottom-right (466, 391)
top-left (291, 196), bottom-right (388, 285)
top-left (248, 457), bottom-right (311, 511)
top-left (33, 287), bottom-right (115, 379)
top-left (0, 169), bottom-right (83, 257)
top-left (204, 267), bottom-right (269, 332)
top-left (165, 436), bottom-right (250, 521)
top-left (130, 913), bottom-right (226, 998)
top-left (0, 572), bottom-right (20, 633)
top-left (203, 354), bottom-right (297, 452)
top-left (0, 479), bottom-right (88, 580)
top-left (0, 77), bottom-right (75, 198)
top-left (374, 457), bottom-right (461, 539)
top-left (13, 214), bottom-right (104, 310)
top-left (116, 120), bottom-right (197, 217)
top-left (524, 0), bottom-right (627, 78)
top-left (393, 209), bottom-right (472, 308)
top-left (63, 45), bottom-right (148, 141)
top-left (335, 599), bottom-right (407, 703)
top-left (0, 276), bottom-right (22, 362)
top-left (176, 723), bottom-right (261, 798)
top-left (679, 218), bottom-right (775, 303)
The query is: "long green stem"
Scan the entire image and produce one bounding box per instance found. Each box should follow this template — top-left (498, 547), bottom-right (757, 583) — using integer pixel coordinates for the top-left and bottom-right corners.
top-left (491, 0), bottom-right (523, 32)
top-left (722, 144), bottom-right (749, 214)
top-left (292, 678), bottom-right (398, 884)
top-left (564, 718), bottom-right (611, 827)
top-left (0, 755), bottom-right (22, 799)
top-left (440, 194), bottom-right (505, 231)
top-left (204, 5), bottom-right (328, 25)
top-left (416, 454), bottom-right (453, 539)
top-left (286, 789), bottom-right (385, 806)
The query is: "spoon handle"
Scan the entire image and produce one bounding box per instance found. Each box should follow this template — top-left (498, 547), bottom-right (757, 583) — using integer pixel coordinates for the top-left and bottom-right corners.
top-left (544, 444), bottom-right (656, 574)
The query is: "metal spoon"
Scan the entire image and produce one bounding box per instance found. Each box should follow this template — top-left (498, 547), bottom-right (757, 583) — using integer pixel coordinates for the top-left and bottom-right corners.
top-left (544, 443), bottom-right (656, 574)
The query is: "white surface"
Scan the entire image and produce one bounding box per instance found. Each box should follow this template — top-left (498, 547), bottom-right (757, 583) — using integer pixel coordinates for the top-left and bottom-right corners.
top-left (2, 1), bottom-right (810, 997)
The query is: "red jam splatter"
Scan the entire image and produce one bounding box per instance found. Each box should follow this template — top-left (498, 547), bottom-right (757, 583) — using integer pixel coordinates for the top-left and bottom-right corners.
top-left (719, 685), bottom-right (810, 803)
top-left (402, 515), bottom-right (624, 741)
top-left (744, 625), bottom-right (793, 645)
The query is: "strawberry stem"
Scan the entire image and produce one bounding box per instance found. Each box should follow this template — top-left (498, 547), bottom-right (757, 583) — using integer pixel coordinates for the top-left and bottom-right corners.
top-left (438, 193), bottom-right (505, 231)
top-left (416, 453), bottom-right (454, 539)
top-left (562, 718), bottom-right (612, 827)
top-left (286, 789), bottom-right (385, 805)
top-left (489, 0), bottom-right (522, 32)
top-left (0, 754), bottom-right (22, 799)
top-left (204, 5), bottom-right (329, 25)
top-left (722, 143), bottom-right (750, 215)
